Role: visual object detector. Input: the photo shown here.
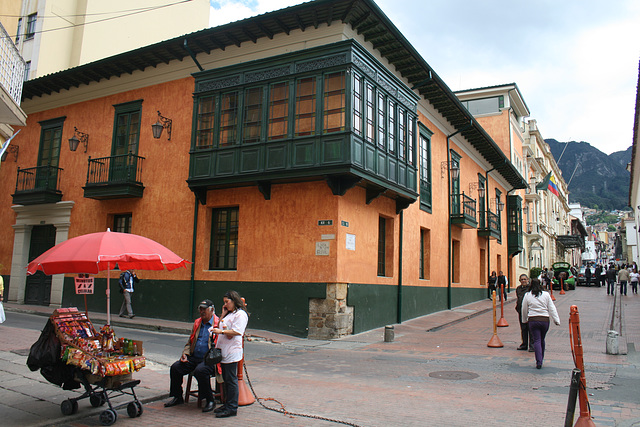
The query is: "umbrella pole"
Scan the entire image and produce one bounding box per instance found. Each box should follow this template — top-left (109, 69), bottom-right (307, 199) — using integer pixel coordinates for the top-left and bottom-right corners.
top-left (84, 294), bottom-right (88, 316)
top-left (106, 262), bottom-right (111, 325)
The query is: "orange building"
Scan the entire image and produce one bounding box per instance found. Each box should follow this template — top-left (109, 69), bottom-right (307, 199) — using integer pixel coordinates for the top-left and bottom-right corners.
top-left (0, 0), bottom-right (526, 338)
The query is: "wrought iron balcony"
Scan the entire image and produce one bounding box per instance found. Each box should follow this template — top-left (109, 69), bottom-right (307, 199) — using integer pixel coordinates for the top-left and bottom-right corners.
top-left (0, 21), bottom-right (27, 126)
top-left (478, 210), bottom-right (501, 239)
top-left (450, 192), bottom-right (477, 228)
top-left (12, 165), bottom-right (63, 205)
top-left (83, 152), bottom-right (145, 199)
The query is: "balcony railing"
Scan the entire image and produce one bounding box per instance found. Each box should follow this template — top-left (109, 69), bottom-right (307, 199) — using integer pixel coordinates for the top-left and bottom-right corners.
top-left (0, 21), bottom-right (26, 103)
top-left (478, 210), bottom-right (500, 239)
top-left (526, 222), bottom-right (540, 234)
top-left (450, 192), bottom-right (477, 228)
top-left (83, 152), bottom-right (145, 199)
top-left (12, 165), bottom-right (63, 205)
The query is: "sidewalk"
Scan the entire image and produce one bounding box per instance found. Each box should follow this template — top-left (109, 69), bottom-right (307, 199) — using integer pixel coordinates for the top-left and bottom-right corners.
top-left (1, 285), bottom-right (639, 426)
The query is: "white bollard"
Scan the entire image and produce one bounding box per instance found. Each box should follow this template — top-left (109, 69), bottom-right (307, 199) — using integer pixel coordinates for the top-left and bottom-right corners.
top-left (384, 325), bottom-right (394, 342)
top-left (606, 330), bottom-right (619, 355)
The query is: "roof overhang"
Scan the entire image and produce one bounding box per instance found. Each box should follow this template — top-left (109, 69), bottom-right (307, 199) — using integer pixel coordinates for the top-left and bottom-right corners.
top-left (22, 0), bottom-right (526, 189)
top-left (557, 234), bottom-right (585, 250)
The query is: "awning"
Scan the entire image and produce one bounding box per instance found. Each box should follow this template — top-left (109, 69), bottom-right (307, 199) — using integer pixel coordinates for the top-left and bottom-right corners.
top-left (557, 235), bottom-right (585, 250)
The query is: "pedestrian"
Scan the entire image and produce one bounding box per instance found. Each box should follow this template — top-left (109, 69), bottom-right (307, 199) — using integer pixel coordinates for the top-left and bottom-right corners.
top-left (210, 290), bottom-right (249, 418)
top-left (515, 274), bottom-right (532, 351)
top-left (606, 264), bottom-right (617, 295)
top-left (488, 271), bottom-right (497, 300)
top-left (629, 268), bottom-right (639, 295)
top-left (521, 278), bottom-right (561, 369)
top-left (585, 264), bottom-right (592, 287)
top-left (497, 271), bottom-right (508, 301)
top-left (599, 264), bottom-right (607, 287)
top-left (165, 299), bottom-right (220, 412)
top-left (618, 264), bottom-right (630, 296)
top-left (0, 264), bottom-right (5, 324)
top-left (118, 269), bottom-right (139, 318)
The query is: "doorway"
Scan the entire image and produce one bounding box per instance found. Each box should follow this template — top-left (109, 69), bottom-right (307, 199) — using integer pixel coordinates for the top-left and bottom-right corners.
top-left (24, 225), bottom-right (56, 305)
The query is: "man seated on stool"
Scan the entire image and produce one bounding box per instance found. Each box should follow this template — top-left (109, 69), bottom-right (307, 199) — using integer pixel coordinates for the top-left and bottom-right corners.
top-left (165, 299), bottom-right (219, 412)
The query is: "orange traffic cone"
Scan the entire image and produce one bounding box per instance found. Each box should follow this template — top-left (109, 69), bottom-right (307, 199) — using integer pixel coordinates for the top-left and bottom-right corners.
top-left (570, 305), bottom-right (595, 427)
top-left (497, 284), bottom-right (509, 327)
top-left (487, 291), bottom-right (503, 348)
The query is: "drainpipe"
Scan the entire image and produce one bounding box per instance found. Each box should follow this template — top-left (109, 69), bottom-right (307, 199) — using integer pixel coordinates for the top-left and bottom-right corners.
top-left (183, 39), bottom-right (204, 72)
top-left (446, 122), bottom-right (473, 309)
top-left (189, 195), bottom-right (199, 320)
top-left (397, 210), bottom-right (404, 323)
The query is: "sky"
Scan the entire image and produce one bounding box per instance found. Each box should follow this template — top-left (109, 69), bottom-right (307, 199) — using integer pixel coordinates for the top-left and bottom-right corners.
top-left (208, 0), bottom-right (640, 155)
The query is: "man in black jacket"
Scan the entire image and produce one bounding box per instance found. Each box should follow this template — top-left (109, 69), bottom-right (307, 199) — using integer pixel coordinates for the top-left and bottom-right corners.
top-left (515, 274), bottom-right (532, 351)
top-left (606, 264), bottom-right (617, 295)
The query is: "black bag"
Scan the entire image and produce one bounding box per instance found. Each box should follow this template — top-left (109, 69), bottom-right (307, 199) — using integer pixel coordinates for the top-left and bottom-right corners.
top-left (204, 340), bottom-right (222, 367)
top-left (119, 272), bottom-right (126, 293)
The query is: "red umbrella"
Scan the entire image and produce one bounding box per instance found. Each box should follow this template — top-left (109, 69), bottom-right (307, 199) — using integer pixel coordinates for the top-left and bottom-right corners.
top-left (27, 229), bottom-right (190, 324)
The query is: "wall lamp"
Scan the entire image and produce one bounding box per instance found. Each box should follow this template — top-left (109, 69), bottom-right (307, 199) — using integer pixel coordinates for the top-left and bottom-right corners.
top-left (68, 127), bottom-right (89, 153)
top-left (491, 198), bottom-right (505, 212)
top-left (523, 205), bottom-right (529, 215)
top-left (152, 110), bottom-right (172, 141)
top-left (468, 182), bottom-right (485, 198)
top-left (1, 145), bottom-right (19, 162)
top-left (440, 161), bottom-right (460, 180)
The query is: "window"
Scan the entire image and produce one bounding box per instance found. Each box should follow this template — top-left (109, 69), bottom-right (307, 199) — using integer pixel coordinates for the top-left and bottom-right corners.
top-left (26, 13), bottom-right (36, 40)
top-left (460, 95), bottom-right (504, 115)
top-left (452, 239), bottom-right (460, 283)
top-left (323, 71), bottom-right (345, 133)
top-left (377, 93), bottom-right (385, 149)
top-left (219, 91), bottom-right (238, 146)
top-left (420, 228), bottom-right (431, 280)
top-left (295, 77), bottom-right (316, 136)
top-left (196, 95), bottom-right (215, 148)
top-left (36, 117), bottom-right (64, 190)
top-left (365, 84), bottom-right (375, 143)
top-left (15, 18), bottom-right (21, 42)
top-left (398, 110), bottom-right (406, 160)
top-left (377, 216), bottom-right (386, 276)
top-left (113, 104), bottom-right (141, 156)
top-left (24, 61), bottom-right (31, 81)
top-left (388, 101), bottom-right (395, 154)
top-left (243, 87), bottom-right (263, 143)
top-left (210, 207), bottom-right (238, 270)
top-left (352, 74), bottom-right (362, 135)
top-left (419, 127), bottom-right (432, 211)
top-left (268, 82), bottom-right (289, 140)
top-left (114, 214), bottom-right (132, 233)
top-left (407, 116), bottom-right (414, 165)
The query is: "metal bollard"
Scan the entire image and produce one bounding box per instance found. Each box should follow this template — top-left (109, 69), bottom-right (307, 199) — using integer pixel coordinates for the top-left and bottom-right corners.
top-left (606, 330), bottom-right (619, 355)
top-left (564, 369), bottom-right (581, 427)
top-left (384, 325), bottom-right (394, 342)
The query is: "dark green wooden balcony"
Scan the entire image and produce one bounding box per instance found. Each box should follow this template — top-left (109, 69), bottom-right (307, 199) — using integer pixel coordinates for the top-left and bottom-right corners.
top-left (478, 210), bottom-right (501, 239)
top-left (450, 192), bottom-right (477, 228)
top-left (83, 153), bottom-right (145, 200)
top-left (12, 165), bottom-right (63, 205)
top-left (507, 195), bottom-right (524, 255)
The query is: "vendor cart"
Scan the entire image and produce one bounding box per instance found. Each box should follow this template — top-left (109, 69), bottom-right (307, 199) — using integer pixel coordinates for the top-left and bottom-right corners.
top-left (27, 307), bottom-right (146, 426)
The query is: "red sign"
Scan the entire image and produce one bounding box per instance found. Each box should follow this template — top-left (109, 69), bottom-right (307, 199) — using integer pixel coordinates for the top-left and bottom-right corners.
top-left (74, 277), bottom-right (94, 294)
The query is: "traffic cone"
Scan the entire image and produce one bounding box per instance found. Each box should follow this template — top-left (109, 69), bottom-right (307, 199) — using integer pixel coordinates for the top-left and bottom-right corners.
top-left (487, 291), bottom-right (503, 348)
top-left (559, 277), bottom-right (566, 295)
top-left (570, 305), bottom-right (596, 427)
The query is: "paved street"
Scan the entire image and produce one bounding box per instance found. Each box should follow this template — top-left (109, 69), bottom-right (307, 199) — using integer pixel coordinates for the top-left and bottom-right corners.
top-left (1, 285), bottom-right (639, 427)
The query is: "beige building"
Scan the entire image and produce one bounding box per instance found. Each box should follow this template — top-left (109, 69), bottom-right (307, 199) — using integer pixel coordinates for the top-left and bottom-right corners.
top-left (13, 0), bottom-right (210, 80)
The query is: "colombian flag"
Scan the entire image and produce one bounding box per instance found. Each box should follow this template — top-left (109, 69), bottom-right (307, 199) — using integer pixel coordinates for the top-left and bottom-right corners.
top-left (548, 175), bottom-right (559, 196)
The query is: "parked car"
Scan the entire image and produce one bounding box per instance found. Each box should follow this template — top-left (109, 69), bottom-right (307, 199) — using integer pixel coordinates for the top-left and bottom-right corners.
top-left (576, 266), bottom-right (587, 286)
top-left (576, 265), bottom-right (599, 286)
top-left (552, 262), bottom-right (576, 290)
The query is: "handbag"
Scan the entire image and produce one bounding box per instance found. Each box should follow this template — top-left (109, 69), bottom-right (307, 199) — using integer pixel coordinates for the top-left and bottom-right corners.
top-left (204, 336), bottom-right (222, 366)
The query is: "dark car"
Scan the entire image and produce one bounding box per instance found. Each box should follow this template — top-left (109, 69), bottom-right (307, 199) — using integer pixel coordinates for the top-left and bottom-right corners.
top-left (576, 265), bottom-right (597, 286)
top-left (552, 262), bottom-right (576, 290)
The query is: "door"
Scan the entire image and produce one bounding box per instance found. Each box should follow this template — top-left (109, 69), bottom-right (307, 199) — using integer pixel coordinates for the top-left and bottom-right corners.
top-left (110, 108), bottom-right (140, 182)
top-left (36, 124), bottom-right (62, 190)
top-left (25, 225), bottom-right (56, 305)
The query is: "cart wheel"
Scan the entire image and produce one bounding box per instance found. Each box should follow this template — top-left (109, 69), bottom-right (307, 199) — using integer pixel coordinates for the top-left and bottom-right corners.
top-left (61, 399), bottom-right (78, 416)
top-left (127, 402), bottom-right (138, 418)
top-left (135, 401), bottom-right (143, 417)
top-left (99, 409), bottom-right (117, 426)
top-left (90, 392), bottom-right (106, 407)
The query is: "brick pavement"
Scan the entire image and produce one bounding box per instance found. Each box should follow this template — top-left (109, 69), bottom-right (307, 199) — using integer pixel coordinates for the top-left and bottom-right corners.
top-left (1, 285), bottom-right (639, 427)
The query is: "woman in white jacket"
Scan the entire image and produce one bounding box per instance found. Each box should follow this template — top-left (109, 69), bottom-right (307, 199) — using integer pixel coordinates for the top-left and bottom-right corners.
top-left (521, 278), bottom-right (560, 369)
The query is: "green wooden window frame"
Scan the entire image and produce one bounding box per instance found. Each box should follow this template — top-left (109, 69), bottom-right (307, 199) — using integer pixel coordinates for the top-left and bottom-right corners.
top-left (419, 124), bottom-right (433, 212)
top-left (377, 216), bottom-right (386, 277)
top-left (114, 214), bottom-right (132, 233)
top-left (420, 228), bottom-right (431, 280)
top-left (196, 95), bottom-right (215, 148)
top-left (365, 83), bottom-right (375, 143)
top-left (295, 76), bottom-right (316, 137)
top-left (210, 207), bottom-right (239, 270)
top-left (352, 73), bottom-right (363, 136)
top-left (478, 174), bottom-right (486, 227)
top-left (219, 91), bottom-right (239, 146)
top-left (323, 71), bottom-right (345, 134)
top-left (112, 100), bottom-right (142, 156)
top-left (495, 188), bottom-right (502, 243)
top-left (26, 13), bottom-right (36, 40)
top-left (37, 117), bottom-right (65, 168)
top-left (243, 87), bottom-right (263, 143)
top-left (388, 100), bottom-right (396, 155)
top-left (268, 81), bottom-right (289, 140)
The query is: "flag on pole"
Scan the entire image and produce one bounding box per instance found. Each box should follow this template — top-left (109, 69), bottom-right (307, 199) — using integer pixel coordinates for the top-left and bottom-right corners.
top-left (535, 172), bottom-right (551, 191)
top-left (548, 174), bottom-right (560, 197)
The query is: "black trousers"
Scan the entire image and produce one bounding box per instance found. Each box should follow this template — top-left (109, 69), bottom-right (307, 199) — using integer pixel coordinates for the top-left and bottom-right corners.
top-left (169, 355), bottom-right (216, 402)
top-left (220, 362), bottom-right (239, 412)
top-left (607, 279), bottom-right (616, 295)
top-left (518, 312), bottom-right (530, 348)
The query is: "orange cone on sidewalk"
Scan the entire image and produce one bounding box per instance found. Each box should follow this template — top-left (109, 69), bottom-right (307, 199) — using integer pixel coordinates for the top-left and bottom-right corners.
top-left (487, 291), bottom-right (503, 348)
top-left (497, 284), bottom-right (509, 327)
top-left (569, 305), bottom-right (595, 427)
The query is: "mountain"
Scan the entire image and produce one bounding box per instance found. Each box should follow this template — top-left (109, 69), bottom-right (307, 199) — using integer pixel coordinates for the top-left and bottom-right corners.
top-left (545, 139), bottom-right (631, 210)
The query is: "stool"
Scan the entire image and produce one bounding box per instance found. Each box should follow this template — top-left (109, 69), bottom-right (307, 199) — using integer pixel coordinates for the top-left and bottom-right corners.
top-left (185, 371), bottom-right (224, 408)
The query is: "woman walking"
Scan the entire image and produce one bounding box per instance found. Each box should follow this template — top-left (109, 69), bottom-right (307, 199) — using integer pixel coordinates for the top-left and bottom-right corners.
top-left (210, 290), bottom-right (249, 418)
top-left (521, 279), bottom-right (560, 369)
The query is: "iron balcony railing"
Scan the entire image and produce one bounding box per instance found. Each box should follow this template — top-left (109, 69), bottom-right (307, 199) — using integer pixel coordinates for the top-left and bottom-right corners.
top-left (526, 222), bottom-right (539, 234)
top-left (15, 165), bottom-right (63, 192)
top-left (451, 192), bottom-right (477, 220)
top-left (86, 153), bottom-right (144, 185)
top-left (0, 21), bottom-right (26, 103)
top-left (484, 210), bottom-right (500, 233)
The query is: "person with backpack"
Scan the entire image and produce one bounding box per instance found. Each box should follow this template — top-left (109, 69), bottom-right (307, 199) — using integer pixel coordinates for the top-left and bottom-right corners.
top-left (118, 269), bottom-right (139, 318)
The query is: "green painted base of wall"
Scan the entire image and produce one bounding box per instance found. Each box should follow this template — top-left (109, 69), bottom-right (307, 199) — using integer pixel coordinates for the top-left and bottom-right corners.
top-left (62, 278), bottom-right (326, 338)
top-left (348, 283), bottom-right (488, 334)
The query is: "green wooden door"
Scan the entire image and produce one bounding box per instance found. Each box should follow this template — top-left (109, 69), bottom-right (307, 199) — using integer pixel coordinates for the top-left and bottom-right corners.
top-left (36, 125), bottom-right (61, 190)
